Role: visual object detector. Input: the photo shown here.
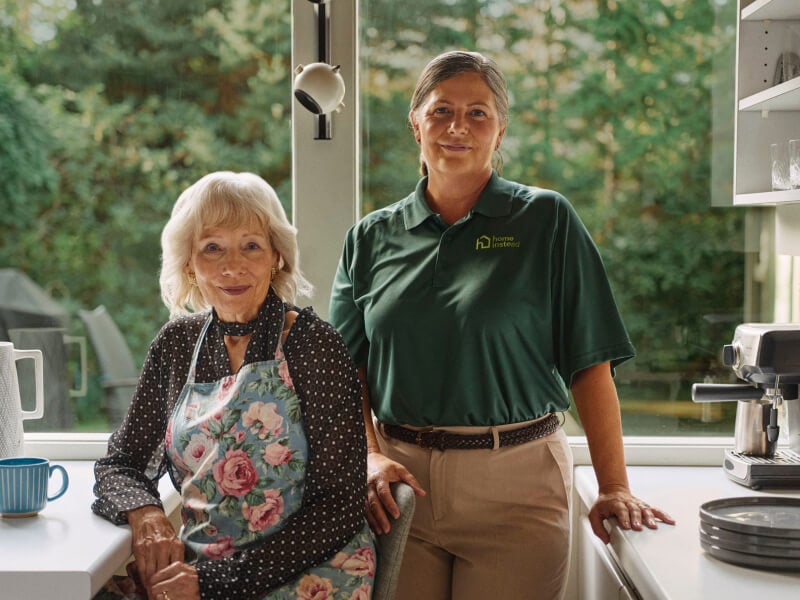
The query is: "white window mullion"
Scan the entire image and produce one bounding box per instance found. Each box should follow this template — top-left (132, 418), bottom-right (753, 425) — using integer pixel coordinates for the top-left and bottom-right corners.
top-left (291, 0), bottom-right (359, 319)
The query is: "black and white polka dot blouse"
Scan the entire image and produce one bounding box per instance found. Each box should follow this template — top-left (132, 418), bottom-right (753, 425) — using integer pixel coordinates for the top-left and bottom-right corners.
top-left (92, 289), bottom-right (367, 599)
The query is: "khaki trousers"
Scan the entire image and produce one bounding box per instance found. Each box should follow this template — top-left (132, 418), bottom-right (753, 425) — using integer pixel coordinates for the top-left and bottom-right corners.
top-left (377, 421), bottom-right (573, 600)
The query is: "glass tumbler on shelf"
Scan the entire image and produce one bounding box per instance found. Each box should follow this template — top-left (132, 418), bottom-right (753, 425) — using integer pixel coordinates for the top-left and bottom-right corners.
top-left (771, 141), bottom-right (791, 191)
top-left (790, 139), bottom-right (800, 190)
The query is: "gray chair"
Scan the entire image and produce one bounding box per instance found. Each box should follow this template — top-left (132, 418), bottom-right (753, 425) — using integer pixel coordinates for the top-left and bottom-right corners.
top-left (78, 305), bottom-right (139, 428)
top-left (373, 482), bottom-right (416, 600)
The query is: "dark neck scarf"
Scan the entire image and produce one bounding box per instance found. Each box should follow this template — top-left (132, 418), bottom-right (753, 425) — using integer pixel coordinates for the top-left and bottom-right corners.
top-left (212, 300), bottom-right (268, 337)
top-left (217, 317), bottom-right (258, 336)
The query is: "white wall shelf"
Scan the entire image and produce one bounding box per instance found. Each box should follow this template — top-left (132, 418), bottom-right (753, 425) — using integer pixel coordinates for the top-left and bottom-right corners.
top-left (732, 0), bottom-right (800, 205)
top-left (739, 75), bottom-right (800, 112)
top-left (742, 0), bottom-right (798, 21)
top-left (734, 188), bottom-right (800, 206)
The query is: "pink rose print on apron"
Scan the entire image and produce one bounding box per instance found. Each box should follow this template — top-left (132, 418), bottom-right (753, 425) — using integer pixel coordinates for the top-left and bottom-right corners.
top-left (166, 314), bottom-right (375, 600)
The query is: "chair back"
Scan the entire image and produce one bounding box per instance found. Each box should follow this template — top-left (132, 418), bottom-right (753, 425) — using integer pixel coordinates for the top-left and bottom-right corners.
top-left (78, 305), bottom-right (139, 427)
top-left (373, 481), bottom-right (416, 600)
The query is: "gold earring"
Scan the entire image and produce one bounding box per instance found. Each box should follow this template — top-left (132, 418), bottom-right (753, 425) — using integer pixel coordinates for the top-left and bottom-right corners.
top-left (271, 266), bottom-right (277, 280)
top-left (188, 273), bottom-right (197, 286)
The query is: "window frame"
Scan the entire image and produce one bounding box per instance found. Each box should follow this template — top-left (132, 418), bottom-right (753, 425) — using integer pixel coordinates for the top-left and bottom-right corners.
top-left (26, 0), bottom-right (741, 466)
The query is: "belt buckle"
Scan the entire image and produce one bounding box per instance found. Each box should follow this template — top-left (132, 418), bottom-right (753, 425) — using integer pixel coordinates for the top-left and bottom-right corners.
top-left (415, 427), bottom-right (441, 449)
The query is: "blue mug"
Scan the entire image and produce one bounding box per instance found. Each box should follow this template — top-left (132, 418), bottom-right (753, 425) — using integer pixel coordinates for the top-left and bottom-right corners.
top-left (0, 456), bottom-right (69, 517)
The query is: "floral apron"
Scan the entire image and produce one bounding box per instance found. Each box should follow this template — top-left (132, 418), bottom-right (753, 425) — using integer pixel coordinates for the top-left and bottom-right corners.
top-left (166, 314), bottom-right (375, 600)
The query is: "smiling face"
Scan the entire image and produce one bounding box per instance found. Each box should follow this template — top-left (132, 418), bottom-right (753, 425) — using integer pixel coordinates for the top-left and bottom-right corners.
top-left (410, 71), bottom-right (506, 180)
top-left (187, 221), bottom-right (278, 323)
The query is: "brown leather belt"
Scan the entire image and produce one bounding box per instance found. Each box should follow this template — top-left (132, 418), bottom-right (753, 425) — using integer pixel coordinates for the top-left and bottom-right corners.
top-left (380, 413), bottom-right (560, 451)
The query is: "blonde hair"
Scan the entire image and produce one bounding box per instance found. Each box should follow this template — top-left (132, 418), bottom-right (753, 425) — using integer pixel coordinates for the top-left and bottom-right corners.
top-left (159, 171), bottom-right (312, 317)
top-left (410, 51), bottom-right (509, 176)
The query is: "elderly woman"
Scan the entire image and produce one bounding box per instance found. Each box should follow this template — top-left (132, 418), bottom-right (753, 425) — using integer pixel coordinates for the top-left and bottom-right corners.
top-left (329, 51), bottom-right (674, 600)
top-left (93, 171), bottom-right (375, 600)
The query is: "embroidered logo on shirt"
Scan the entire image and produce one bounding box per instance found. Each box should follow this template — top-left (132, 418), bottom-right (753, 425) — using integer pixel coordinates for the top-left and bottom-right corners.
top-left (475, 234), bottom-right (521, 250)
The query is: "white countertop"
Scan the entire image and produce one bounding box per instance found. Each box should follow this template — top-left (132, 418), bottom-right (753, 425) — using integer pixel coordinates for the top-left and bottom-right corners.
top-left (575, 465), bottom-right (800, 600)
top-left (6, 461), bottom-right (800, 599)
top-left (0, 461), bottom-right (180, 600)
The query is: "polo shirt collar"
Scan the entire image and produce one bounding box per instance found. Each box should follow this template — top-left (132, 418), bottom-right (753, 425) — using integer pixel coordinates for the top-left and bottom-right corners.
top-left (403, 171), bottom-right (514, 230)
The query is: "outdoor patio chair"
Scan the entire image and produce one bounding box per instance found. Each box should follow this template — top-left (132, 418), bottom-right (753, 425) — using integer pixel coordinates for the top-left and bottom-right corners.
top-left (78, 305), bottom-right (139, 429)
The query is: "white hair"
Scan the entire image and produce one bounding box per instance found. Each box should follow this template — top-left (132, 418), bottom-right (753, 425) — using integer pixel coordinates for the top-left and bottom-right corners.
top-left (159, 171), bottom-right (312, 317)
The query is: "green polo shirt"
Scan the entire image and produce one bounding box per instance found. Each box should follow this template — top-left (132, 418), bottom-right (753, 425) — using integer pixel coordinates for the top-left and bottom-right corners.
top-left (329, 172), bottom-right (635, 426)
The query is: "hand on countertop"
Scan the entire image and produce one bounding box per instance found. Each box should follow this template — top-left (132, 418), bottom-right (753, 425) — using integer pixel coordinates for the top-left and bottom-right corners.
top-left (589, 485), bottom-right (676, 544)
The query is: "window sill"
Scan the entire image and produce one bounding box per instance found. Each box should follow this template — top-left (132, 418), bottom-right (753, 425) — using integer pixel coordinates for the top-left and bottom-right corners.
top-left (24, 432), bottom-right (111, 460)
top-left (24, 432), bottom-right (733, 466)
top-left (569, 435), bottom-right (731, 467)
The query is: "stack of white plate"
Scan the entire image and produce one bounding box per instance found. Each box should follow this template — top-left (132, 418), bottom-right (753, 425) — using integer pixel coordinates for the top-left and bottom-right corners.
top-left (699, 496), bottom-right (800, 571)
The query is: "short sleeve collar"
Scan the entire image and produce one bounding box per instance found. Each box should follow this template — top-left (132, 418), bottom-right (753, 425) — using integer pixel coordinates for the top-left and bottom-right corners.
top-left (403, 177), bottom-right (437, 230)
top-left (402, 171), bottom-right (515, 230)
top-left (471, 171), bottom-right (515, 218)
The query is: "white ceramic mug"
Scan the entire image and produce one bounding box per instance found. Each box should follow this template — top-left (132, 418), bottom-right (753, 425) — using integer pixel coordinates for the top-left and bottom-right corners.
top-left (0, 341), bottom-right (44, 458)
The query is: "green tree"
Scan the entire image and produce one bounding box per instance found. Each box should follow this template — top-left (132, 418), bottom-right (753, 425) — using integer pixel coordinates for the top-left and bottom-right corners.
top-left (1, 0), bottom-right (745, 431)
top-left (361, 0), bottom-right (744, 415)
top-left (535, 0), bottom-right (743, 376)
top-left (0, 72), bottom-right (58, 233)
top-left (1, 0), bottom-right (292, 427)
top-left (3, 0), bottom-right (292, 361)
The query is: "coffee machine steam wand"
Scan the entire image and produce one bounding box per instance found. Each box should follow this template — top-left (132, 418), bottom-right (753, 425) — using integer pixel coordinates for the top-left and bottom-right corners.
top-left (691, 324), bottom-right (800, 489)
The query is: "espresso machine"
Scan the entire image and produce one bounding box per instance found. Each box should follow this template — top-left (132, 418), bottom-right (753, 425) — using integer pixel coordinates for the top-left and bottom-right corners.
top-left (692, 323), bottom-right (800, 489)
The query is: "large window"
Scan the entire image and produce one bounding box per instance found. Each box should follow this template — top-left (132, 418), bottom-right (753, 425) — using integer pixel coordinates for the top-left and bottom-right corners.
top-left (359, 0), bottom-right (767, 437)
top-left (1, 0), bottom-right (784, 444)
top-left (1, 0), bottom-right (292, 432)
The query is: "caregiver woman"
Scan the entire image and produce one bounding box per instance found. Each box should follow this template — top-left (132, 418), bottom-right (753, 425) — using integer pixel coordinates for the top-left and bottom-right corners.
top-left (329, 51), bottom-right (674, 600)
top-left (92, 171), bottom-right (374, 600)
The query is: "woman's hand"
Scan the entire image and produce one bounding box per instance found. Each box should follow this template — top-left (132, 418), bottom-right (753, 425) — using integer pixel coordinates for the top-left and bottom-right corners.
top-left (571, 363), bottom-right (676, 544)
top-left (588, 485), bottom-right (676, 544)
top-left (147, 561), bottom-right (200, 600)
top-left (126, 506), bottom-right (185, 591)
top-left (366, 451), bottom-right (425, 535)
